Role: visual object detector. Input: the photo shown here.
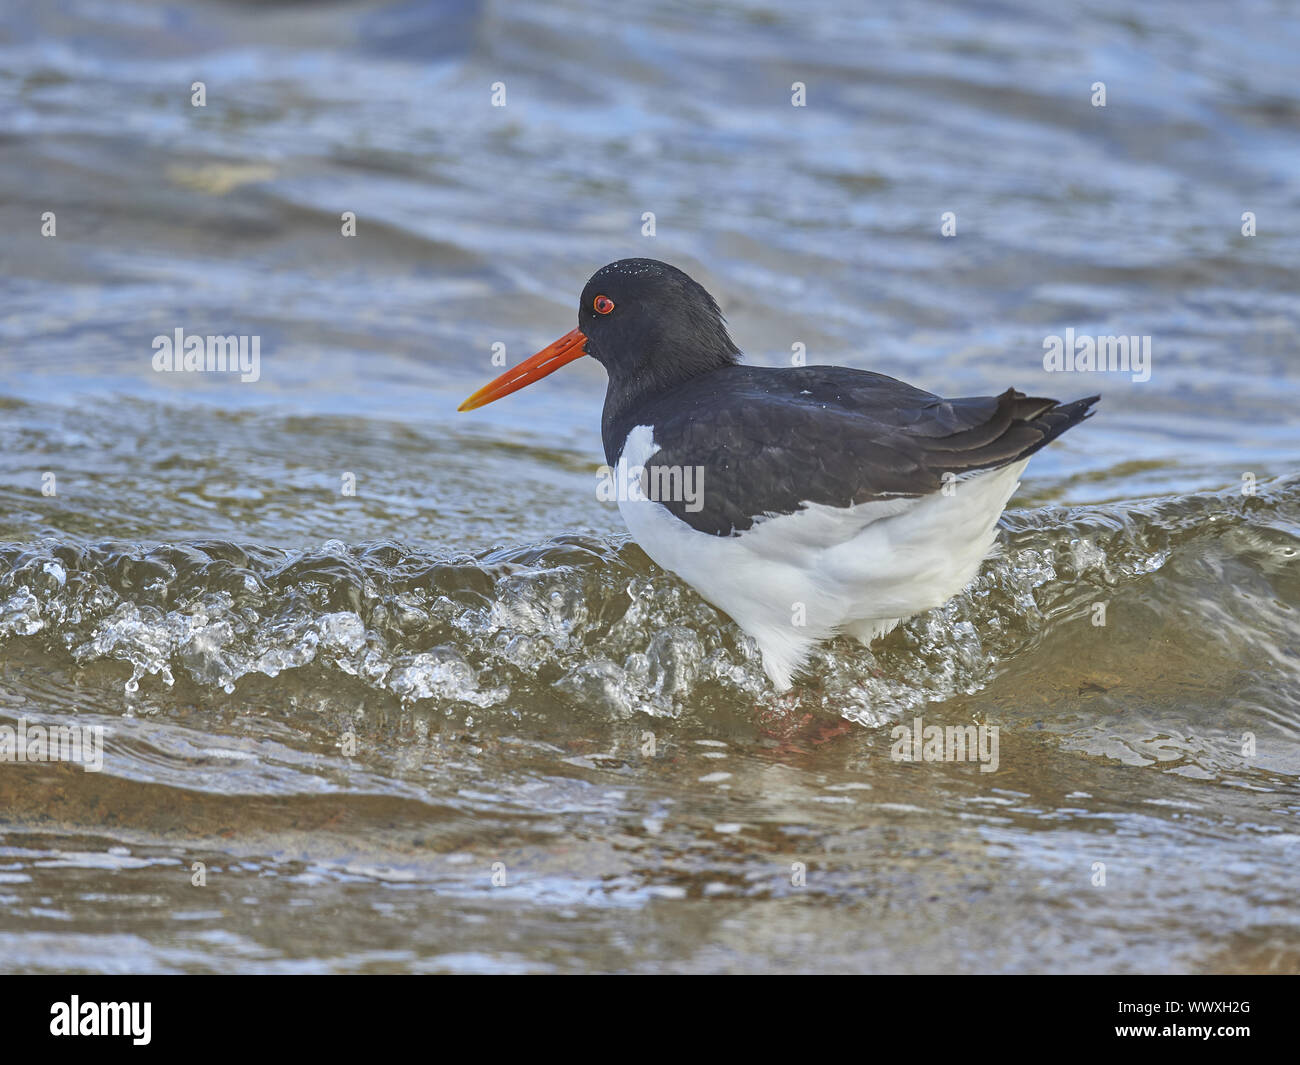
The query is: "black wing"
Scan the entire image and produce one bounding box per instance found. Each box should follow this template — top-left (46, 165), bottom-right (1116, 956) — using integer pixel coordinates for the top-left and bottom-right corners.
top-left (614, 365), bottom-right (1097, 536)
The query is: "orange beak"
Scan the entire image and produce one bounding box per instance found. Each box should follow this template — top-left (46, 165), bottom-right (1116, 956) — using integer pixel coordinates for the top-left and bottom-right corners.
top-left (457, 328), bottom-right (588, 411)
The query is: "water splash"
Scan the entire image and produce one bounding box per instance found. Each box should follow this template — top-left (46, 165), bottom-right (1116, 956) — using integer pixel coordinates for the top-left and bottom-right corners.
top-left (2, 477), bottom-right (1296, 724)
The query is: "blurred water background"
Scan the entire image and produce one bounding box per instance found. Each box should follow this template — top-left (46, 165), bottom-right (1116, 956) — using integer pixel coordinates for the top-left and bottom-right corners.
top-left (1, 0), bottom-right (1298, 972)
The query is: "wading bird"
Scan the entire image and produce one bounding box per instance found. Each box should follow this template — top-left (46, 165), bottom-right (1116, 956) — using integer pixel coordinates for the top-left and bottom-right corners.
top-left (459, 259), bottom-right (1096, 691)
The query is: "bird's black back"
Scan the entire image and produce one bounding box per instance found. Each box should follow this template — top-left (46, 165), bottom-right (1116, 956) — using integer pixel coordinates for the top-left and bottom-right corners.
top-left (603, 364), bottom-right (1098, 537)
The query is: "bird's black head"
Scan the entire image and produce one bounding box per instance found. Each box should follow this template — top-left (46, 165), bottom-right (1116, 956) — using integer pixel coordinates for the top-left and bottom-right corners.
top-left (457, 259), bottom-right (740, 434)
top-left (577, 259), bottom-right (740, 395)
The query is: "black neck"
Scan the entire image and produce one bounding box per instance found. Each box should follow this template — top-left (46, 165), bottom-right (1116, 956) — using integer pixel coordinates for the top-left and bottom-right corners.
top-left (600, 357), bottom-right (735, 464)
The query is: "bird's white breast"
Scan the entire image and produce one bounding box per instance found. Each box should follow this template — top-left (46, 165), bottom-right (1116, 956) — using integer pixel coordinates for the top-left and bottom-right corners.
top-left (613, 424), bottom-right (1026, 690)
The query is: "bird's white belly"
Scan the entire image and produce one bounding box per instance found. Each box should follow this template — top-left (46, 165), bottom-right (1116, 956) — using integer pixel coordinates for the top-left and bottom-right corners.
top-left (615, 424), bottom-right (1027, 691)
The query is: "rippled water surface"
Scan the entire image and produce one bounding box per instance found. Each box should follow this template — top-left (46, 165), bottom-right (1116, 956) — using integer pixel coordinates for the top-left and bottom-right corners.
top-left (2, 0), bottom-right (1299, 973)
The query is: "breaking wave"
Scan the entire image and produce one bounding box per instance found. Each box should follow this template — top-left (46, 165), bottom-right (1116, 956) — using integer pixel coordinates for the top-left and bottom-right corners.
top-left (2, 477), bottom-right (1296, 727)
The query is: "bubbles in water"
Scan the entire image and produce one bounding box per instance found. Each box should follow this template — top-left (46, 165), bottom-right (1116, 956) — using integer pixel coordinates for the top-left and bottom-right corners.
top-left (0, 476), bottom-right (1296, 725)
top-left (1, 589), bottom-right (43, 637)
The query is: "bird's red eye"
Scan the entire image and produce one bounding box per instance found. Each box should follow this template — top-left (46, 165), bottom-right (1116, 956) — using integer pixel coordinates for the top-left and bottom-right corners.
top-left (593, 295), bottom-right (615, 315)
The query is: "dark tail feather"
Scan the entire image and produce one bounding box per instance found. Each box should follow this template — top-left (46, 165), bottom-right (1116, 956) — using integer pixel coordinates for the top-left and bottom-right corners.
top-left (926, 390), bottom-right (1099, 474)
top-left (1014, 392), bottom-right (1100, 460)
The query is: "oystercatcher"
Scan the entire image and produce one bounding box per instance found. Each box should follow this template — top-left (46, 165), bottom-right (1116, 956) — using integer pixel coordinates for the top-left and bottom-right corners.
top-left (459, 259), bottom-right (1097, 691)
